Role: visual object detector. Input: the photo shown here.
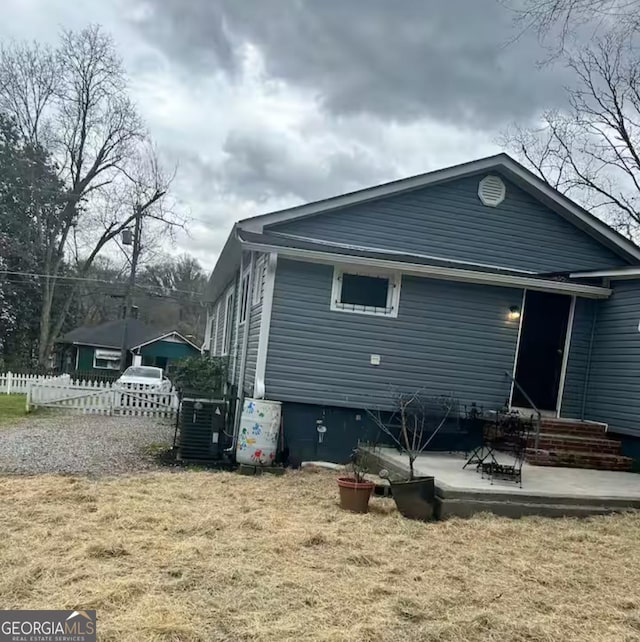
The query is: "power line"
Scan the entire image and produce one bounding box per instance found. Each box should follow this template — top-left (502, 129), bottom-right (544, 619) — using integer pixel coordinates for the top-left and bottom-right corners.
top-left (0, 279), bottom-right (198, 302)
top-left (0, 269), bottom-right (204, 297)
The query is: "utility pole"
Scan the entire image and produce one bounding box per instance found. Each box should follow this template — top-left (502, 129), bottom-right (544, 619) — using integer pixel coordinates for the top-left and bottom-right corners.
top-left (119, 204), bottom-right (143, 371)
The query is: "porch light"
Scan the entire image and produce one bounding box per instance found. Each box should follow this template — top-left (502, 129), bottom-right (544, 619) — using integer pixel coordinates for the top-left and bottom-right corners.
top-left (508, 305), bottom-right (521, 321)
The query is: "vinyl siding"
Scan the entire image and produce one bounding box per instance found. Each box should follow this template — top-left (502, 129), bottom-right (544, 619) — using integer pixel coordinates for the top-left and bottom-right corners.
top-left (209, 279), bottom-right (238, 384)
top-left (209, 254), bottom-right (266, 392)
top-left (230, 284), bottom-right (241, 386)
top-left (268, 173), bottom-right (626, 273)
top-left (265, 258), bottom-right (522, 409)
top-left (560, 298), bottom-right (597, 419)
top-left (584, 280), bottom-right (640, 437)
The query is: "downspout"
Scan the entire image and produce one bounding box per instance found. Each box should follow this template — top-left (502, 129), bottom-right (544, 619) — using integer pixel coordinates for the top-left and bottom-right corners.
top-left (232, 251), bottom-right (255, 451)
top-left (580, 298), bottom-right (600, 421)
top-left (253, 252), bottom-right (278, 399)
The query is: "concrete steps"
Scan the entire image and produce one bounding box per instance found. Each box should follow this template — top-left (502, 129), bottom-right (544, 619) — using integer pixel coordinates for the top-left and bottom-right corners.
top-left (526, 418), bottom-right (632, 472)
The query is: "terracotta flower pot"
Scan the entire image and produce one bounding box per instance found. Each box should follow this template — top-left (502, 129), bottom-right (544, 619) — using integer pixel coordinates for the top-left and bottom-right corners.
top-left (337, 476), bottom-right (375, 513)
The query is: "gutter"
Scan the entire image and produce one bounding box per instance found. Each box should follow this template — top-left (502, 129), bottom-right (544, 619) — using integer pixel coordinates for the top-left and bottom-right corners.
top-left (240, 241), bottom-right (613, 299)
top-left (570, 266), bottom-right (640, 280)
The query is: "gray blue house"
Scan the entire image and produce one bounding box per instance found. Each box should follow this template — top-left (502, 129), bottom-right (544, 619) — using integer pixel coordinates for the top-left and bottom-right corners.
top-left (204, 154), bottom-right (640, 467)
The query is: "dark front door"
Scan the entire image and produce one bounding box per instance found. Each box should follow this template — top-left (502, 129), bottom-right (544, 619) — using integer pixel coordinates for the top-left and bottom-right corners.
top-left (512, 291), bottom-right (572, 411)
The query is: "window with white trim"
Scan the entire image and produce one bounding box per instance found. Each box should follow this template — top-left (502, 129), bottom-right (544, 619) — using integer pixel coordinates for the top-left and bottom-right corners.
top-left (239, 270), bottom-right (250, 324)
top-left (204, 309), bottom-right (215, 353)
top-left (222, 289), bottom-right (234, 355)
top-left (330, 267), bottom-right (401, 318)
top-left (93, 348), bottom-right (121, 370)
top-left (252, 255), bottom-right (266, 305)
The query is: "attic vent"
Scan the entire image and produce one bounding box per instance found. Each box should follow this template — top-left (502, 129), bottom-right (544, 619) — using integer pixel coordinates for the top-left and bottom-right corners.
top-left (478, 175), bottom-right (506, 207)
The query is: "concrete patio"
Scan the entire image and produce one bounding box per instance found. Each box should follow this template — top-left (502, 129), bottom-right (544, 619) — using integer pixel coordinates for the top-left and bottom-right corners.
top-left (363, 446), bottom-right (640, 518)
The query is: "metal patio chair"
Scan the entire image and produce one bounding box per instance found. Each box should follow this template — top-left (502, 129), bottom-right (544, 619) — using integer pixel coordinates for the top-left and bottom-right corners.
top-left (462, 403), bottom-right (495, 470)
top-left (480, 412), bottom-right (532, 487)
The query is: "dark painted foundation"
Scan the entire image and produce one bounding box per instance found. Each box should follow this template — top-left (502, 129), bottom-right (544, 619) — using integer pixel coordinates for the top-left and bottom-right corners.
top-left (280, 401), bottom-right (470, 466)
top-left (617, 433), bottom-right (640, 472)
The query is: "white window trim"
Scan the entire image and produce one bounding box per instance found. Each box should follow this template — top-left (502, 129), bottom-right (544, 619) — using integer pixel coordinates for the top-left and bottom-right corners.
top-left (212, 301), bottom-right (221, 356)
top-left (330, 266), bottom-right (401, 318)
top-left (252, 255), bottom-right (265, 306)
top-left (221, 288), bottom-right (234, 356)
top-left (239, 268), bottom-right (251, 325)
top-left (93, 348), bottom-right (122, 370)
top-left (203, 314), bottom-right (213, 353)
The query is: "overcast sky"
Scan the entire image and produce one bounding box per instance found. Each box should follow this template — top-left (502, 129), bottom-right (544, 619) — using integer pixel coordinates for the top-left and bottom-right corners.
top-left (1, 0), bottom-right (569, 270)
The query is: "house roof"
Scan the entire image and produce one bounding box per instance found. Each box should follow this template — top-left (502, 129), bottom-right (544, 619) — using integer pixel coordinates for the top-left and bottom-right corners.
top-left (57, 319), bottom-right (201, 352)
top-left (206, 153), bottom-right (640, 302)
top-left (238, 230), bottom-right (612, 299)
top-left (238, 153), bottom-right (640, 261)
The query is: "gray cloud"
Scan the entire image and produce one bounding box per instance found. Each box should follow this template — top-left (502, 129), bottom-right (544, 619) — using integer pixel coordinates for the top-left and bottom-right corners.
top-left (220, 127), bottom-right (397, 203)
top-left (133, 0), bottom-right (569, 127)
top-left (0, 0), bottom-right (533, 269)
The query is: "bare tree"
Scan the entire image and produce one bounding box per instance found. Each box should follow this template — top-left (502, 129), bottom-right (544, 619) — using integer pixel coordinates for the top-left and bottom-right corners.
top-left (507, 0), bottom-right (640, 52)
top-left (0, 41), bottom-right (58, 146)
top-left (0, 26), bottom-right (180, 365)
top-left (501, 32), bottom-right (640, 239)
top-left (365, 391), bottom-right (458, 480)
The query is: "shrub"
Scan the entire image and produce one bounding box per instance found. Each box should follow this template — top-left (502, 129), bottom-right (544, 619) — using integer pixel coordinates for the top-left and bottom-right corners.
top-left (172, 356), bottom-right (227, 397)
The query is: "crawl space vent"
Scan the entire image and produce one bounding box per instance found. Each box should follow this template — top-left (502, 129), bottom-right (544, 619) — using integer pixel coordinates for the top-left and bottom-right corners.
top-left (478, 175), bottom-right (506, 207)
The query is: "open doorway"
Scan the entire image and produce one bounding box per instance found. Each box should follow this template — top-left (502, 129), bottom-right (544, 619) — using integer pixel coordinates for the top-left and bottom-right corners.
top-left (511, 290), bottom-right (574, 412)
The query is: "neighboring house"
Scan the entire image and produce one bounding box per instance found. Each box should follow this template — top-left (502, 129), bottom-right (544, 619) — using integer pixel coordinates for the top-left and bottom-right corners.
top-left (204, 153), bottom-right (640, 465)
top-left (57, 319), bottom-right (201, 375)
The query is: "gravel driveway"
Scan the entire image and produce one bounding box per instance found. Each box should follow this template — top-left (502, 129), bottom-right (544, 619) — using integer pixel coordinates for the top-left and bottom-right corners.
top-left (0, 413), bottom-right (174, 475)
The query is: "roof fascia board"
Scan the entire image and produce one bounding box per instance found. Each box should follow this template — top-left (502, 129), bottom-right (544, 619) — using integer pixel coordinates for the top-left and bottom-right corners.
top-left (241, 240), bottom-right (611, 298)
top-left (131, 331), bottom-right (201, 352)
top-left (206, 227), bottom-right (241, 303)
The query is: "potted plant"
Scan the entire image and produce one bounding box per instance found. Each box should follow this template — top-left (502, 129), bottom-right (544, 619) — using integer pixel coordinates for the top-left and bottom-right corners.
top-left (337, 449), bottom-right (375, 513)
top-left (367, 392), bottom-right (457, 520)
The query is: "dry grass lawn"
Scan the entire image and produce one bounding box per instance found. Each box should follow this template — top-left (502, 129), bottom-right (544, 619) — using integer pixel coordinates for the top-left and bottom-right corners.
top-left (0, 469), bottom-right (639, 641)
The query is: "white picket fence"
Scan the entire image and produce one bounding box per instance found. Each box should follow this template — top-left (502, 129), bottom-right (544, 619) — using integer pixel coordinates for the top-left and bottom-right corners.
top-left (0, 372), bottom-right (70, 395)
top-left (26, 379), bottom-right (179, 418)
